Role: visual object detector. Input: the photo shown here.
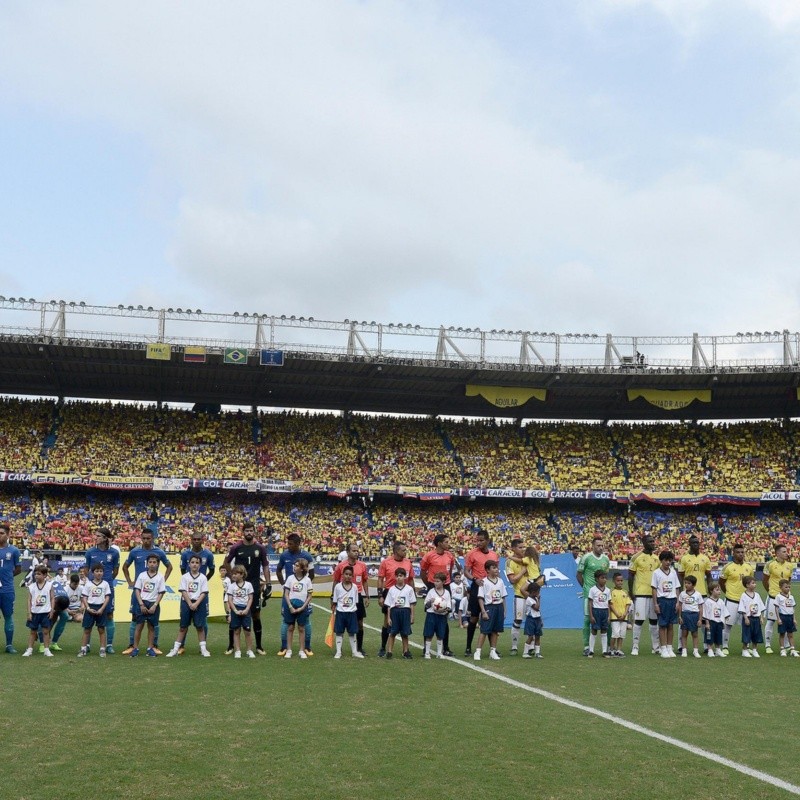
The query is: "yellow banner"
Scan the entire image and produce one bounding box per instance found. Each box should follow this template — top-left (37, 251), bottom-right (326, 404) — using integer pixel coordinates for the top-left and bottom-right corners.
top-left (466, 384), bottom-right (546, 409)
top-left (146, 343), bottom-right (171, 361)
top-left (113, 552), bottom-right (228, 622)
top-left (627, 389), bottom-right (711, 410)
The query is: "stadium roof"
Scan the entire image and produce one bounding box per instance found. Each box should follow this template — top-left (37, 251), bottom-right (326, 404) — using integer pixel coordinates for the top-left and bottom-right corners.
top-left (1, 299), bottom-right (799, 419)
top-left (1, 337), bottom-right (799, 420)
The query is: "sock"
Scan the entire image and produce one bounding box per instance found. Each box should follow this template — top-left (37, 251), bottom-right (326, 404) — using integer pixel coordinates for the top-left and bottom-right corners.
top-left (466, 622), bottom-right (477, 650)
top-left (511, 624), bottom-right (520, 649)
top-left (4, 617), bottom-right (13, 647)
top-left (128, 621), bottom-right (136, 647)
top-left (535, 645), bottom-right (541, 654)
top-left (200, 641), bottom-right (208, 653)
top-left (335, 635), bottom-right (343, 655)
top-left (349, 635), bottom-right (357, 655)
top-left (601, 637), bottom-right (608, 654)
top-left (632, 623), bottom-right (642, 648)
top-left (254, 618), bottom-right (263, 650)
top-left (424, 642), bottom-right (430, 656)
top-left (172, 640), bottom-right (181, 652)
top-left (436, 641), bottom-right (443, 657)
top-left (228, 629), bottom-right (234, 650)
top-left (381, 626), bottom-right (389, 650)
top-left (523, 643), bottom-right (531, 655)
top-left (765, 620), bottom-right (774, 647)
top-left (52, 612), bottom-right (68, 643)
top-left (649, 622), bottom-right (660, 651)
top-left (588, 632), bottom-right (596, 653)
top-left (280, 621), bottom-right (288, 650)
top-left (723, 625), bottom-right (732, 648)
top-left (443, 625), bottom-right (450, 652)
top-left (356, 629), bottom-right (364, 652)
top-left (305, 620), bottom-right (312, 651)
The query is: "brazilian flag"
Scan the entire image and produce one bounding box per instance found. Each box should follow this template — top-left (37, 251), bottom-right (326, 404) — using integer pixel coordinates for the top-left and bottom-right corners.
top-left (223, 348), bottom-right (248, 365)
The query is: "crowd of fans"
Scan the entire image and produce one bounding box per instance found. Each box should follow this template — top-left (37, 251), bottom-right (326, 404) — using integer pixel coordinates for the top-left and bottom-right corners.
top-left (2, 399), bottom-right (800, 493)
top-left (2, 488), bottom-right (799, 562)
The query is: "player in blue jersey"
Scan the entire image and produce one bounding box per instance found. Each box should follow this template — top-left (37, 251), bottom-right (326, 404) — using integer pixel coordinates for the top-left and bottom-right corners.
top-left (83, 527), bottom-right (120, 653)
top-left (172, 531), bottom-right (216, 654)
top-left (276, 533), bottom-right (315, 656)
top-left (0, 522), bottom-right (22, 653)
top-left (122, 528), bottom-right (172, 655)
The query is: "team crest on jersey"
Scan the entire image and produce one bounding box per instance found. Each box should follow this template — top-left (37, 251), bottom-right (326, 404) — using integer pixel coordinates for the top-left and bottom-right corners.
top-left (663, 581), bottom-right (673, 591)
top-left (190, 582), bottom-right (199, 592)
top-left (342, 597), bottom-right (353, 608)
top-left (107, 555), bottom-right (112, 561)
top-left (491, 589), bottom-right (502, 601)
top-left (397, 597), bottom-right (405, 606)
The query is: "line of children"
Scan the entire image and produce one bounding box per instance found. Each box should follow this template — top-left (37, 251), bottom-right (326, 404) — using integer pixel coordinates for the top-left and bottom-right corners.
top-left (474, 560), bottom-right (507, 661)
top-left (226, 564), bottom-right (256, 658)
top-left (78, 562), bottom-right (111, 657)
top-left (587, 570), bottom-right (610, 658)
top-left (166, 554), bottom-right (210, 658)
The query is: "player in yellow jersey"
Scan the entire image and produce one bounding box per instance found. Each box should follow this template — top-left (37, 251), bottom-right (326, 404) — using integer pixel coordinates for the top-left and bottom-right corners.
top-left (677, 536), bottom-right (713, 596)
top-left (719, 543), bottom-right (755, 655)
top-left (762, 544), bottom-right (796, 653)
top-left (627, 535), bottom-right (660, 655)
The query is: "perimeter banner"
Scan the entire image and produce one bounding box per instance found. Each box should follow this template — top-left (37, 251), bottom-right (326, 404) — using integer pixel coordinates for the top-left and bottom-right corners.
top-left (627, 388), bottom-right (712, 410)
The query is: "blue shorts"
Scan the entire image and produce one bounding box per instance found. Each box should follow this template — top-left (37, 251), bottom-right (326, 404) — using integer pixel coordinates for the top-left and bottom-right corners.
top-left (423, 612), bottom-right (448, 641)
top-left (282, 606), bottom-right (310, 626)
top-left (479, 604), bottom-right (505, 635)
top-left (389, 607), bottom-right (412, 637)
top-left (134, 600), bottom-right (161, 626)
top-left (524, 616), bottom-right (544, 638)
top-left (82, 607), bottom-right (108, 629)
top-left (707, 620), bottom-right (724, 646)
top-left (334, 610), bottom-right (358, 636)
top-left (179, 600), bottom-right (208, 629)
top-left (590, 608), bottom-right (609, 633)
top-left (742, 616), bottom-right (763, 645)
top-left (26, 612), bottom-right (51, 632)
top-left (0, 593), bottom-right (14, 619)
top-left (657, 597), bottom-right (678, 627)
top-left (229, 610), bottom-right (252, 631)
top-left (778, 613), bottom-right (797, 636)
top-left (680, 611), bottom-right (699, 633)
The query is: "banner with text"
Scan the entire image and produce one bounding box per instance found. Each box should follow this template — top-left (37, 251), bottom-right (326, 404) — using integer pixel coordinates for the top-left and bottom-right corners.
top-left (627, 388), bottom-right (712, 410)
top-left (466, 384), bottom-right (547, 409)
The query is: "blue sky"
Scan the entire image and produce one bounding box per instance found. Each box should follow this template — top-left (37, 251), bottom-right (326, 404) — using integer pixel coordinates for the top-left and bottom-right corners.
top-left (1, 0), bottom-right (799, 337)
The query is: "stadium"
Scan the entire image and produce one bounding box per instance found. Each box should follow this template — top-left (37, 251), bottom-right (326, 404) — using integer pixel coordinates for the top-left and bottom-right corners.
top-left (3, 299), bottom-right (800, 798)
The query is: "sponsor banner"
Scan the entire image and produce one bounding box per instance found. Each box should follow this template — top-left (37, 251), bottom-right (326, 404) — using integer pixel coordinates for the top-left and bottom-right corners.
top-left (398, 485), bottom-right (447, 495)
top-left (524, 489), bottom-right (550, 499)
top-left (500, 554), bottom-right (583, 629)
top-left (587, 490), bottom-right (618, 501)
top-left (252, 478), bottom-right (294, 493)
top-left (761, 491), bottom-right (787, 501)
top-left (457, 487), bottom-right (526, 498)
top-left (153, 477), bottom-right (191, 492)
top-left (183, 345), bottom-right (207, 363)
top-left (146, 343), bottom-right (171, 361)
top-left (550, 490), bottom-right (590, 500)
top-left (627, 388), bottom-right (711, 410)
top-left (260, 349), bottom-right (284, 366)
top-left (466, 384), bottom-right (546, 408)
top-left (354, 483), bottom-right (397, 494)
top-left (31, 472), bottom-right (86, 486)
top-left (223, 348), bottom-right (248, 365)
top-left (789, 492), bottom-right (800, 502)
top-left (89, 476), bottom-right (153, 491)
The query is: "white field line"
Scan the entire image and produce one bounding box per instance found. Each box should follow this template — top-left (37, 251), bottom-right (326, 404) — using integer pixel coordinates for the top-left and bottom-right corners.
top-left (312, 602), bottom-right (800, 795)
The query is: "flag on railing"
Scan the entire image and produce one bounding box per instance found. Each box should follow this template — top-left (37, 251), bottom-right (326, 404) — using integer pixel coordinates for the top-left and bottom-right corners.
top-left (146, 343), bottom-right (171, 361)
top-left (224, 348), bottom-right (248, 365)
top-left (183, 345), bottom-right (206, 363)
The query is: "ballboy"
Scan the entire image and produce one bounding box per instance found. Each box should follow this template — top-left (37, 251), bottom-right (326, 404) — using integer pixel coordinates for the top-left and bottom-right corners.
top-left (331, 565), bottom-right (364, 659)
top-left (226, 564), bottom-right (256, 658)
top-left (587, 570), bottom-right (610, 658)
top-left (383, 567), bottom-right (416, 659)
top-left (22, 565), bottom-right (54, 657)
top-left (609, 572), bottom-right (632, 657)
top-left (474, 560), bottom-right (507, 661)
top-left (651, 550), bottom-right (680, 658)
top-left (738, 576), bottom-right (766, 658)
top-left (422, 572), bottom-right (451, 659)
top-left (166, 555), bottom-right (210, 658)
top-left (78, 562), bottom-right (111, 657)
top-left (131, 555), bottom-right (166, 658)
top-left (677, 575), bottom-right (703, 658)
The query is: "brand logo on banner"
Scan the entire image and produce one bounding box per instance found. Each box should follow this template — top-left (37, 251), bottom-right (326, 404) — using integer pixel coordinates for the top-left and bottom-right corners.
top-left (153, 477), bottom-right (190, 491)
top-left (146, 343), bottom-right (171, 361)
top-left (627, 388), bottom-right (711, 410)
top-left (224, 348), bottom-right (248, 365)
top-left (260, 349), bottom-right (284, 366)
top-left (465, 384), bottom-right (547, 408)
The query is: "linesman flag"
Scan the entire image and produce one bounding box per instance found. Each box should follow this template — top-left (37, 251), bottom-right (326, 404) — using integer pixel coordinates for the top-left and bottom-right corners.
top-left (224, 348), bottom-right (248, 365)
top-left (146, 343), bottom-right (171, 361)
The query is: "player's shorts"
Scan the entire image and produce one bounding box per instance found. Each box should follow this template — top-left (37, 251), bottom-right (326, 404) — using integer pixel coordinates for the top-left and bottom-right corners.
top-left (656, 597), bottom-right (678, 627)
top-left (0, 593), bottom-right (15, 618)
top-left (423, 612), bottom-right (448, 640)
top-left (389, 607), bottom-right (412, 637)
top-left (514, 596), bottom-right (526, 621)
top-left (82, 606), bottom-right (108, 629)
top-left (590, 608), bottom-right (609, 632)
top-left (524, 616), bottom-right (543, 638)
top-left (26, 612), bottom-right (52, 632)
top-left (633, 596), bottom-right (655, 623)
top-left (725, 599), bottom-right (742, 625)
top-left (467, 582), bottom-right (481, 618)
top-left (134, 600), bottom-right (161, 626)
top-left (766, 596), bottom-right (780, 622)
top-left (283, 606), bottom-right (310, 626)
top-left (356, 595), bottom-right (367, 620)
top-left (611, 620), bottom-right (627, 639)
top-left (680, 611), bottom-right (699, 633)
top-left (179, 599), bottom-right (208, 629)
top-left (334, 610), bottom-right (358, 636)
top-left (229, 610), bottom-right (252, 631)
top-left (742, 616), bottom-right (763, 646)
top-left (707, 620), bottom-right (724, 646)
top-left (479, 603), bottom-right (505, 635)
top-left (778, 612), bottom-right (797, 636)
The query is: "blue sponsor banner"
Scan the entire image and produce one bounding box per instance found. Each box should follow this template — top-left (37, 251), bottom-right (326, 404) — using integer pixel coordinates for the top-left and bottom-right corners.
top-left (500, 553), bottom-right (583, 629)
top-left (260, 349), bottom-right (284, 366)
